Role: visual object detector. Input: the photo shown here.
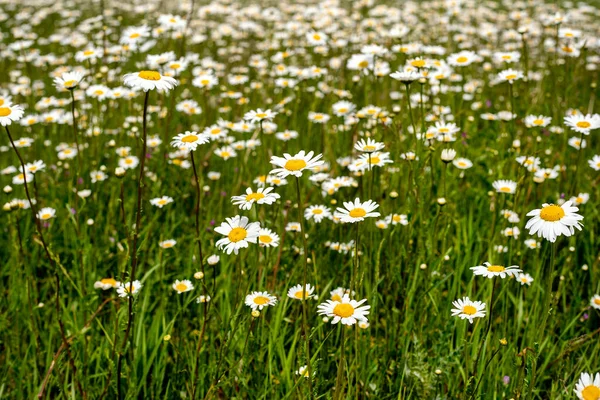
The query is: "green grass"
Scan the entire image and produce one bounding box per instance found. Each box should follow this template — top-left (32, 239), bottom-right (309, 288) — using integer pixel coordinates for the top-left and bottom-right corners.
top-left (0, 0), bottom-right (599, 399)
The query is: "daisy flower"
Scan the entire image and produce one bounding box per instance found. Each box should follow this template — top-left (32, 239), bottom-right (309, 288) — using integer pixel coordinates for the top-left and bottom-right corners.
top-left (447, 50), bottom-right (478, 67)
top-left (590, 295), bottom-right (600, 310)
top-left (150, 196), bottom-right (174, 208)
top-left (214, 215), bottom-right (260, 255)
top-left (231, 187), bottom-right (280, 210)
top-left (451, 297), bottom-right (486, 323)
top-left (453, 158), bottom-right (473, 169)
top-left (389, 69), bottom-right (421, 84)
top-left (317, 294), bottom-right (370, 325)
top-left (0, 103), bottom-right (25, 126)
top-left (524, 115), bottom-right (551, 128)
top-left (94, 278), bottom-right (119, 290)
top-left (471, 262), bottom-right (522, 279)
top-left (37, 207), bottom-right (56, 220)
top-left (117, 281), bottom-right (143, 297)
top-left (517, 273), bottom-right (534, 286)
top-left (245, 291), bottom-right (277, 311)
top-left (159, 239), bottom-right (177, 249)
top-left (359, 152), bottom-right (393, 170)
top-left (172, 279), bottom-right (194, 294)
top-left (564, 113), bottom-right (600, 135)
top-left (574, 372), bottom-right (600, 400)
top-left (524, 239), bottom-right (540, 249)
top-left (304, 205), bottom-right (332, 223)
top-left (334, 198), bottom-right (380, 223)
top-left (329, 287), bottom-right (354, 302)
top-left (244, 108), bottom-right (277, 124)
top-left (492, 180), bottom-right (517, 194)
top-left (498, 69), bottom-right (524, 83)
top-left (525, 201), bottom-right (583, 243)
top-left (354, 138), bottom-right (384, 153)
top-left (332, 100), bottom-right (356, 116)
top-left (214, 146), bottom-right (237, 160)
top-left (123, 70), bottom-right (178, 92)
top-left (287, 284), bottom-right (315, 300)
top-left (53, 71), bottom-right (84, 91)
top-left (171, 131), bottom-right (209, 151)
top-left (119, 156), bottom-right (140, 170)
top-left (257, 228), bottom-right (280, 247)
top-left (270, 150), bottom-right (324, 178)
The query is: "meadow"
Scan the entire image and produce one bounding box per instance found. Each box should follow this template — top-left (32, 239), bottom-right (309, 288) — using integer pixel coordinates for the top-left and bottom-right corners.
top-left (0, 0), bottom-right (599, 399)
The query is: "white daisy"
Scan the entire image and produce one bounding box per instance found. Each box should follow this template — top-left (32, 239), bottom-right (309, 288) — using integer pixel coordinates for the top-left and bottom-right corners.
top-left (498, 69), bottom-right (524, 83)
top-left (37, 207), bottom-right (56, 221)
top-left (287, 284), bottom-right (315, 300)
top-left (574, 372), bottom-right (600, 400)
top-left (159, 239), bottom-right (177, 249)
top-left (471, 262), bottom-right (522, 279)
top-left (524, 115), bottom-right (551, 128)
top-left (245, 291), bottom-right (277, 311)
top-left (244, 108), bottom-right (277, 124)
top-left (304, 205), bottom-right (332, 223)
top-left (123, 70), bottom-right (178, 92)
top-left (172, 279), bottom-right (194, 294)
top-left (117, 280), bottom-right (143, 297)
top-left (317, 294), bottom-right (370, 325)
top-left (257, 228), bottom-right (280, 248)
top-left (517, 273), bottom-right (534, 286)
top-left (525, 201), bottom-right (583, 243)
top-left (94, 278), bottom-right (119, 290)
top-left (270, 150), bottom-right (324, 178)
top-left (150, 196), bottom-right (174, 208)
top-left (0, 103), bottom-right (25, 126)
top-left (590, 295), bottom-right (600, 310)
top-left (334, 198), bottom-right (380, 223)
top-left (214, 215), bottom-right (260, 255)
top-left (492, 180), bottom-right (517, 194)
top-left (564, 114), bottom-right (600, 135)
top-left (453, 158), bottom-right (473, 169)
top-left (451, 297), bottom-right (486, 323)
top-left (53, 71), bottom-right (84, 91)
top-left (171, 131), bottom-right (210, 151)
top-left (231, 187), bottom-right (280, 210)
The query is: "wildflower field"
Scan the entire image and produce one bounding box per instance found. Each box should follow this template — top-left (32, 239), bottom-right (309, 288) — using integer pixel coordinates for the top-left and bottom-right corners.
top-left (1, 0), bottom-right (600, 398)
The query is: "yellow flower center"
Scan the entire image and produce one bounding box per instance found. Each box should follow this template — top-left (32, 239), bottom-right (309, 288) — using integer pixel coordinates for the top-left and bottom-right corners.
top-left (138, 70), bottom-right (161, 81)
top-left (83, 50), bottom-right (94, 56)
top-left (200, 79), bottom-right (209, 85)
top-left (221, 151), bottom-right (231, 158)
top-left (411, 59), bottom-right (426, 68)
top-left (313, 114), bottom-right (323, 120)
top-left (576, 121), bottom-right (591, 128)
top-left (463, 305), bottom-right (477, 315)
top-left (312, 209), bottom-right (323, 214)
top-left (228, 227), bottom-right (247, 243)
top-left (294, 290), bottom-right (308, 299)
top-left (129, 33), bottom-right (141, 39)
top-left (175, 283), bottom-right (188, 292)
top-left (94, 90), bottom-right (104, 95)
top-left (456, 56), bottom-right (468, 63)
top-left (259, 235), bottom-right (272, 244)
top-left (594, 298), bottom-right (600, 306)
top-left (499, 187), bottom-right (512, 193)
top-left (0, 107), bottom-right (11, 117)
top-left (253, 296), bottom-right (270, 305)
top-left (333, 303), bottom-right (354, 318)
top-left (533, 119), bottom-right (544, 125)
top-left (505, 74), bottom-right (517, 80)
top-left (0, 99), bottom-right (4, 106)
top-left (181, 134), bottom-right (198, 143)
top-left (338, 108), bottom-right (348, 113)
top-left (487, 265), bottom-right (506, 273)
top-left (349, 208), bottom-right (367, 218)
top-left (582, 386), bottom-right (600, 400)
top-left (539, 205), bottom-right (565, 222)
top-left (392, 215), bottom-right (401, 222)
top-left (101, 278), bottom-right (117, 287)
top-left (255, 113), bottom-right (267, 118)
top-left (370, 156), bottom-right (381, 164)
top-left (313, 34), bottom-right (321, 40)
top-left (158, 199), bottom-right (167, 205)
top-left (284, 159), bottom-right (307, 171)
top-left (358, 60), bottom-right (369, 68)
top-left (171, 63), bottom-right (181, 69)
top-left (501, 55), bottom-right (511, 60)
top-left (41, 213), bottom-right (51, 219)
top-left (246, 192), bottom-right (265, 202)
top-left (63, 80), bottom-right (76, 88)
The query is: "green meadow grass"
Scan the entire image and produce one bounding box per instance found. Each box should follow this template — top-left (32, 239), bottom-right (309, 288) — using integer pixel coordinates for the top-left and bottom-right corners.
top-left (0, 1), bottom-right (599, 399)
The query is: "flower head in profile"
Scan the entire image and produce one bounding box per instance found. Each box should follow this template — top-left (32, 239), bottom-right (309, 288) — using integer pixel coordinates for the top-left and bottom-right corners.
top-left (0, 103), bottom-right (25, 126)
top-left (574, 372), bottom-right (600, 400)
top-left (231, 187), bottom-right (280, 210)
top-left (54, 71), bottom-right (84, 91)
top-left (270, 150), bottom-right (324, 178)
top-left (117, 280), bottom-right (143, 297)
top-left (287, 284), bottom-right (315, 301)
top-left (245, 291), bottom-right (277, 310)
top-left (214, 215), bottom-right (260, 255)
top-left (317, 294), bottom-right (370, 325)
top-left (244, 108), bottom-right (277, 124)
top-left (172, 279), bottom-right (194, 294)
top-left (123, 70), bottom-right (178, 92)
top-left (590, 295), bottom-right (600, 310)
top-left (564, 113), bottom-right (600, 135)
top-left (171, 131), bottom-right (209, 151)
top-left (498, 69), bottom-right (524, 83)
top-left (334, 198), bottom-right (380, 223)
top-left (471, 262), bottom-right (522, 279)
top-left (451, 297), bottom-right (486, 323)
top-left (257, 228), bottom-right (280, 248)
top-left (94, 278), bottom-right (119, 290)
top-left (525, 201), bottom-right (583, 243)
top-left (150, 196), bottom-right (174, 208)
top-left (492, 180), bottom-right (517, 194)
